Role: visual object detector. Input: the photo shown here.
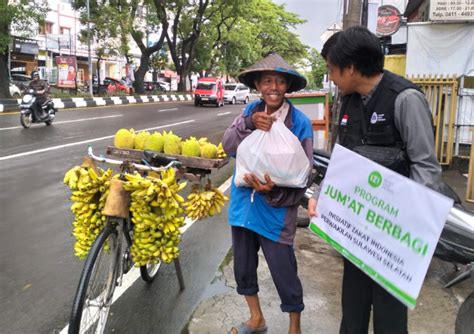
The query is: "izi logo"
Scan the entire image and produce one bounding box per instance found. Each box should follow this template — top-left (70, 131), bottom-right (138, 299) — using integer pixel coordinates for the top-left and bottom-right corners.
top-left (368, 171), bottom-right (382, 188)
top-left (370, 112), bottom-right (386, 124)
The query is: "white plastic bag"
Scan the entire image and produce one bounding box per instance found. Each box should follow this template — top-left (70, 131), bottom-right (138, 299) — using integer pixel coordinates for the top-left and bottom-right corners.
top-left (235, 119), bottom-right (310, 188)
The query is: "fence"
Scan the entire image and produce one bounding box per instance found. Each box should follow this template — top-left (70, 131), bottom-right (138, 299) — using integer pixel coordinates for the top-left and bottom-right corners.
top-left (407, 75), bottom-right (458, 165)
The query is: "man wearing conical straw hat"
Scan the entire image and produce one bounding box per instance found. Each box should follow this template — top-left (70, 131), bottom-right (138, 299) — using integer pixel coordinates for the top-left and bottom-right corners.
top-left (222, 52), bottom-right (313, 334)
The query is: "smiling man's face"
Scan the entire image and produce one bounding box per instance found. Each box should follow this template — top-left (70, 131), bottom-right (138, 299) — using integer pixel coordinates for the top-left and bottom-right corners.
top-left (254, 71), bottom-right (289, 114)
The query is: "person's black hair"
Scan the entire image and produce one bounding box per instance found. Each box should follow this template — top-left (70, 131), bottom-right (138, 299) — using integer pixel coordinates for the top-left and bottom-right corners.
top-left (327, 26), bottom-right (384, 77)
top-left (321, 32), bottom-right (341, 61)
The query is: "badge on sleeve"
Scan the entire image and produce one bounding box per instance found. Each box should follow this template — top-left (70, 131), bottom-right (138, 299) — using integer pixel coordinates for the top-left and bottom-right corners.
top-left (341, 114), bottom-right (348, 126)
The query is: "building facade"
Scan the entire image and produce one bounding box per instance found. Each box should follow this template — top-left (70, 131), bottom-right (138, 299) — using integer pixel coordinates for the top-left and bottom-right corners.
top-left (10, 0), bottom-right (143, 85)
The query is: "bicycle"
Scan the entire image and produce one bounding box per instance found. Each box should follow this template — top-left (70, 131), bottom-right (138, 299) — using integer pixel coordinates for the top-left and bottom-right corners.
top-left (68, 146), bottom-right (185, 334)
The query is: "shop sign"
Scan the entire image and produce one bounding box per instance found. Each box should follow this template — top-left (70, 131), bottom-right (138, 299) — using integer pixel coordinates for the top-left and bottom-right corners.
top-left (376, 5), bottom-right (401, 36)
top-left (430, 0), bottom-right (474, 21)
top-left (56, 56), bottom-right (77, 88)
top-left (13, 41), bottom-right (39, 55)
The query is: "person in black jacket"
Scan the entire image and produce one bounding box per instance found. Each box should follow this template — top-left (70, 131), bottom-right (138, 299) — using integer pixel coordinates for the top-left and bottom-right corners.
top-left (28, 71), bottom-right (50, 119)
top-left (309, 26), bottom-right (441, 334)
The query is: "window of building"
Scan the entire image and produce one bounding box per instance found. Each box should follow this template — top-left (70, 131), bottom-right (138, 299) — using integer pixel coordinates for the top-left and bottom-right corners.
top-left (39, 22), bottom-right (53, 35)
top-left (60, 27), bottom-right (71, 35)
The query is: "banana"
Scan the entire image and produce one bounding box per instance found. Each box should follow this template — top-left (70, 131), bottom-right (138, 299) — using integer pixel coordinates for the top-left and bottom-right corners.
top-left (183, 183), bottom-right (229, 220)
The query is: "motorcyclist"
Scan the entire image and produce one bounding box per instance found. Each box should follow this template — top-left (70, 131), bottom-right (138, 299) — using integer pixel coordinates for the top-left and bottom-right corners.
top-left (28, 71), bottom-right (50, 119)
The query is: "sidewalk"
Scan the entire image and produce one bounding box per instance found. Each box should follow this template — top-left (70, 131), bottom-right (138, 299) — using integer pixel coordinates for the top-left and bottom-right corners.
top-left (186, 169), bottom-right (472, 334)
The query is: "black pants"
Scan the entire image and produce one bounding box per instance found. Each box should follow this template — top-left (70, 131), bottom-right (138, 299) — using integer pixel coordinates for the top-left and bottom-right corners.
top-left (231, 226), bottom-right (304, 313)
top-left (340, 259), bottom-right (408, 334)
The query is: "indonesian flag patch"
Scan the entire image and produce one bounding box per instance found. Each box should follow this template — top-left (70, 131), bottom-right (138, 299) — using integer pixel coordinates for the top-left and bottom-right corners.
top-left (341, 114), bottom-right (348, 126)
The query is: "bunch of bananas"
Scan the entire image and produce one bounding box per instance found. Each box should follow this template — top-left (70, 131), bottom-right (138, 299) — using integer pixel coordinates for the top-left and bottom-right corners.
top-left (123, 168), bottom-right (187, 265)
top-left (64, 164), bottom-right (113, 259)
top-left (184, 183), bottom-right (229, 220)
top-left (217, 143), bottom-right (227, 158)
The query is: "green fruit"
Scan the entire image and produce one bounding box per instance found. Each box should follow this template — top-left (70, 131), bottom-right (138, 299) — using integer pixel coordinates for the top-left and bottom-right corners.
top-left (134, 131), bottom-right (151, 150)
top-left (163, 131), bottom-right (182, 155)
top-left (164, 141), bottom-right (181, 155)
top-left (144, 132), bottom-right (164, 152)
top-left (201, 143), bottom-right (218, 158)
top-left (114, 128), bottom-right (135, 149)
top-left (181, 138), bottom-right (201, 157)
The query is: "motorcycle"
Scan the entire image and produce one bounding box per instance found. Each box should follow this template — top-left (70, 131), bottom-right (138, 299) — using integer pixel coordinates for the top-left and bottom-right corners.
top-left (20, 89), bottom-right (56, 128)
top-left (301, 148), bottom-right (474, 334)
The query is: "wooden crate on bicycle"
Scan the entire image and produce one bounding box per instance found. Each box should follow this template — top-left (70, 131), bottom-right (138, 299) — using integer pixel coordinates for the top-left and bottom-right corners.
top-left (106, 146), bottom-right (230, 171)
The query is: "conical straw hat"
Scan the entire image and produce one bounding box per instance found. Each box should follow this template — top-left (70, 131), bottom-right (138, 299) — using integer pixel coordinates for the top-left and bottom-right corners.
top-left (238, 52), bottom-right (307, 93)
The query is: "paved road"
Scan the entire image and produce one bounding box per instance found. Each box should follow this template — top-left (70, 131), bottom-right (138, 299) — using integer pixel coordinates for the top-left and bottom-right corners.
top-left (0, 101), bottom-right (246, 333)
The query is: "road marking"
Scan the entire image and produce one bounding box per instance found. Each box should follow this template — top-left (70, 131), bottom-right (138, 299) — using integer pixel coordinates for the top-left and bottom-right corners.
top-left (0, 115), bottom-right (123, 131)
top-left (59, 175), bottom-right (232, 334)
top-left (158, 108), bottom-right (179, 112)
top-left (217, 112), bottom-right (231, 116)
top-left (0, 120), bottom-right (195, 161)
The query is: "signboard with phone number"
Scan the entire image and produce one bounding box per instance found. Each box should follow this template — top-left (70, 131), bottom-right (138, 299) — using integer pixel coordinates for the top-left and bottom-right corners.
top-left (430, 0), bottom-right (474, 21)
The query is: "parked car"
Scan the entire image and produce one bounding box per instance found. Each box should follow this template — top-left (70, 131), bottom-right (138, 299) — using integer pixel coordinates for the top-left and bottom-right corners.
top-left (144, 81), bottom-right (169, 92)
top-left (224, 83), bottom-right (250, 104)
top-left (104, 77), bottom-right (133, 95)
top-left (9, 82), bottom-right (22, 97)
top-left (194, 77), bottom-right (224, 107)
top-left (11, 74), bottom-right (31, 93)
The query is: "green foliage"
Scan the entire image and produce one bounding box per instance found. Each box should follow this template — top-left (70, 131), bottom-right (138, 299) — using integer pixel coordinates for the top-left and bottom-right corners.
top-left (305, 48), bottom-right (326, 89)
top-left (71, 0), bottom-right (309, 92)
top-left (190, 0), bottom-right (308, 80)
top-left (0, 0), bottom-right (48, 54)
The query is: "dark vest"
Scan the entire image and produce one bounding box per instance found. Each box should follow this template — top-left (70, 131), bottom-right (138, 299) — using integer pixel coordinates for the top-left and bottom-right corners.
top-left (338, 71), bottom-right (421, 175)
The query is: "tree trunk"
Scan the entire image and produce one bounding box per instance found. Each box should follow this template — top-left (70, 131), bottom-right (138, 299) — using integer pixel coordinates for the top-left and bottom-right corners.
top-left (0, 51), bottom-right (11, 99)
top-left (178, 70), bottom-right (189, 92)
top-left (133, 53), bottom-right (150, 94)
top-left (97, 57), bottom-right (102, 95)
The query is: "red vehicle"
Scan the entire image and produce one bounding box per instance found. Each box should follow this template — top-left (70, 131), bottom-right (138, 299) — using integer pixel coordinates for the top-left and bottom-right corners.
top-left (105, 77), bottom-right (133, 95)
top-left (194, 77), bottom-right (224, 107)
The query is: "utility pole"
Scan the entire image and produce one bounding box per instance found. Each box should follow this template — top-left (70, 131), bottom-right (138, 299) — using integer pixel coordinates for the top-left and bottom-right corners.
top-left (361, 0), bottom-right (369, 27)
top-left (86, 0), bottom-right (93, 97)
top-left (343, 0), bottom-right (362, 29)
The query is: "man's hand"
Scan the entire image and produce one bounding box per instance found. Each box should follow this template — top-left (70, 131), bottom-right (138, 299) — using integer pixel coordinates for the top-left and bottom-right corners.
top-left (251, 112), bottom-right (275, 131)
top-left (308, 198), bottom-right (318, 217)
top-left (243, 173), bottom-right (275, 193)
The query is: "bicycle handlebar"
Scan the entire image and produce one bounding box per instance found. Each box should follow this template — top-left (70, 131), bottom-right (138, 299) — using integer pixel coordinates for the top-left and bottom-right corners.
top-left (87, 146), bottom-right (181, 172)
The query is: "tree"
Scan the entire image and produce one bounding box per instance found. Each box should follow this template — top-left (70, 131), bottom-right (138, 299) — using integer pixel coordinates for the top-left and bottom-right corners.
top-left (165, 0), bottom-right (215, 92)
top-left (74, 1), bottom-right (120, 90)
top-left (190, 0), bottom-right (308, 83)
top-left (127, 0), bottom-right (168, 94)
top-left (73, 0), bottom-right (168, 94)
top-left (306, 48), bottom-right (326, 89)
top-left (149, 46), bottom-right (169, 81)
top-left (0, 0), bottom-right (47, 98)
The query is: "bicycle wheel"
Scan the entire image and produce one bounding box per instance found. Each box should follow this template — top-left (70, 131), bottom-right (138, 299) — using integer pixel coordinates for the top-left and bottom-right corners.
top-left (69, 222), bottom-right (120, 334)
top-left (140, 261), bottom-right (161, 282)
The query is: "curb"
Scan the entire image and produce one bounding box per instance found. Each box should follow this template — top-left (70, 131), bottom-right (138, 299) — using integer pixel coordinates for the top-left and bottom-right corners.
top-left (0, 94), bottom-right (194, 112)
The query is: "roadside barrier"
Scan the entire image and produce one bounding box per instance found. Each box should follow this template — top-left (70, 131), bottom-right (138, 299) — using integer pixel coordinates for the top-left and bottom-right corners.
top-left (0, 94), bottom-right (194, 112)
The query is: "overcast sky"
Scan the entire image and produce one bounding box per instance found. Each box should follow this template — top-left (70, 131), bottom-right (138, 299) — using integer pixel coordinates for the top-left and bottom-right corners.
top-left (273, 0), bottom-right (342, 51)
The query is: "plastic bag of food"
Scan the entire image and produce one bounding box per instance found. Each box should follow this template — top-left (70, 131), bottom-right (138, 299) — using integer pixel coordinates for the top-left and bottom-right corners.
top-left (235, 119), bottom-right (310, 188)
